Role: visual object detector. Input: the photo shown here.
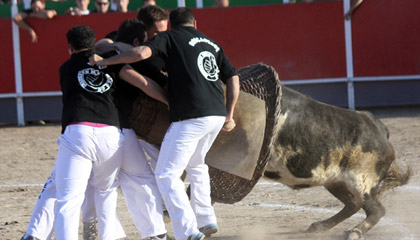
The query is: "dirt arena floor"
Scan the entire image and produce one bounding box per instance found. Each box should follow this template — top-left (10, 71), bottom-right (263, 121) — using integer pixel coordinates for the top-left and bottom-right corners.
top-left (1, 107), bottom-right (419, 240)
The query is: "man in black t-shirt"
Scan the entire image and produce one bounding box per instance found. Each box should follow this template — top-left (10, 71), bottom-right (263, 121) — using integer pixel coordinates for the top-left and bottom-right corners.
top-left (21, 25), bottom-right (169, 240)
top-left (53, 24), bottom-right (125, 240)
top-left (93, 16), bottom-right (174, 239)
top-left (91, 7), bottom-right (240, 240)
top-left (95, 6), bottom-right (170, 170)
top-left (104, 19), bottom-right (172, 240)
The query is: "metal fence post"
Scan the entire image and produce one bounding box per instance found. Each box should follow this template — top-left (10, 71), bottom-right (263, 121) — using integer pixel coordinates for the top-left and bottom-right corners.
top-left (344, 0), bottom-right (355, 110)
top-left (178, 0), bottom-right (185, 7)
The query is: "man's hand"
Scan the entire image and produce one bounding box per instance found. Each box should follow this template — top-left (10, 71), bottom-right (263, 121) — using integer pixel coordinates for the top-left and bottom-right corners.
top-left (222, 119), bottom-right (236, 132)
top-left (29, 29), bottom-right (38, 43)
top-left (89, 54), bottom-right (103, 66)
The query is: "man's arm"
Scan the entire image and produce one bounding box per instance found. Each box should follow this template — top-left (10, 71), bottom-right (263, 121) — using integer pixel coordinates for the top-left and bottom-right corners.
top-left (92, 45), bottom-right (152, 66)
top-left (95, 39), bottom-right (133, 54)
top-left (223, 75), bottom-right (240, 132)
top-left (13, 10), bottom-right (57, 43)
top-left (31, 9), bottom-right (57, 19)
top-left (94, 38), bottom-right (117, 54)
top-left (119, 64), bottom-right (168, 106)
top-left (13, 12), bottom-right (38, 43)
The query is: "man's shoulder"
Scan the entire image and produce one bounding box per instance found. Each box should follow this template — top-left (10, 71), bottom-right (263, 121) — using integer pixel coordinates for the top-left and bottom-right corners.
top-left (59, 51), bottom-right (92, 72)
top-left (60, 56), bottom-right (74, 68)
top-left (59, 58), bottom-right (74, 76)
top-left (100, 50), bottom-right (119, 59)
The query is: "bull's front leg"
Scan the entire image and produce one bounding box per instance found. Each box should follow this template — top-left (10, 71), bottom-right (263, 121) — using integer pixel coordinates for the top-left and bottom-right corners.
top-left (305, 203), bottom-right (360, 233)
top-left (306, 183), bottom-right (363, 235)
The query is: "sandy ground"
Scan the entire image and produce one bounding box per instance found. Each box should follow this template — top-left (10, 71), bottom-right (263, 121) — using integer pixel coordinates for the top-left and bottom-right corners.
top-left (0, 107), bottom-right (419, 240)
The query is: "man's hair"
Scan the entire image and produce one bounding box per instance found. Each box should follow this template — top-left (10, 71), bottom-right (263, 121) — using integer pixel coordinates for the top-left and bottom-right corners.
top-left (31, 0), bottom-right (43, 4)
top-left (169, 7), bottom-right (195, 28)
top-left (137, 5), bottom-right (168, 30)
top-left (66, 25), bottom-right (96, 50)
top-left (116, 19), bottom-right (146, 45)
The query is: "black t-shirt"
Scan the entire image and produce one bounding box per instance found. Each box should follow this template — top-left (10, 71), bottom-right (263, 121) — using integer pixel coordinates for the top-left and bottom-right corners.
top-left (114, 54), bottom-right (168, 129)
top-left (59, 50), bottom-right (122, 133)
top-left (144, 26), bottom-right (238, 122)
top-left (22, 9), bottom-right (33, 15)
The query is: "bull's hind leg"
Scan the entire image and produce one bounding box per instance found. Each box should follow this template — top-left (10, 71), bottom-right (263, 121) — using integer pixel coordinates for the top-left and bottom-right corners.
top-left (306, 181), bottom-right (362, 233)
top-left (345, 193), bottom-right (386, 240)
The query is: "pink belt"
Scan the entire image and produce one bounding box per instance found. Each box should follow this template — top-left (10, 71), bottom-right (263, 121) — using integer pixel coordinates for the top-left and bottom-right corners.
top-left (68, 121), bottom-right (111, 127)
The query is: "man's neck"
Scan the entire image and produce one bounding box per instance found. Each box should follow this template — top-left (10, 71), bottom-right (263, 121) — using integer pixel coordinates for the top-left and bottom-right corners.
top-left (175, 23), bottom-right (194, 28)
top-left (72, 48), bottom-right (91, 54)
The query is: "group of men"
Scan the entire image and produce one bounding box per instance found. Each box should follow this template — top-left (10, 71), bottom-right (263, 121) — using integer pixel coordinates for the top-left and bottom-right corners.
top-left (22, 4), bottom-right (239, 240)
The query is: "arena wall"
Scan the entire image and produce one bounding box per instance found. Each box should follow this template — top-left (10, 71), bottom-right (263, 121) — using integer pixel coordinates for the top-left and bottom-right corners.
top-left (0, 0), bottom-right (419, 124)
top-left (0, 18), bottom-right (15, 94)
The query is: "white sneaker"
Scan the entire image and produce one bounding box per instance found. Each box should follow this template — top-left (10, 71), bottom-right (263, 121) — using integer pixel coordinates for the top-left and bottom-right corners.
top-left (188, 232), bottom-right (205, 240)
top-left (199, 223), bottom-right (219, 238)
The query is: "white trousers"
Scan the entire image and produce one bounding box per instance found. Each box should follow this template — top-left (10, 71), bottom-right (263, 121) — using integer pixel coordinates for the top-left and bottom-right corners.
top-left (118, 128), bottom-right (166, 238)
top-left (24, 170), bottom-right (56, 240)
top-left (24, 168), bottom-right (125, 240)
top-left (155, 116), bottom-right (225, 240)
top-left (139, 139), bottom-right (160, 169)
top-left (54, 124), bottom-right (124, 240)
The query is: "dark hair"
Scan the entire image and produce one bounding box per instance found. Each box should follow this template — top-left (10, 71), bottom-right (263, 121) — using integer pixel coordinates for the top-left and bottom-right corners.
top-left (169, 7), bottom-right (194, 27)
top-left (66, 25), bottom-right (95, 50)
top-left (116, 19), bottom-right (146, 45)
top-left (137, 5), bottom-right (168, 30)
top-left (105, 30), bottom-right (118, 42)
top-left (31, 0), bottom-right (43, 4)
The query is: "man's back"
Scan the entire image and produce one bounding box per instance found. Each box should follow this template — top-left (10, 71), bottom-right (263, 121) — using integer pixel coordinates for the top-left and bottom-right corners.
top-left (145, 26), bottom-right (237, 122)
top-left (59, 50), bottom-right (120, 132)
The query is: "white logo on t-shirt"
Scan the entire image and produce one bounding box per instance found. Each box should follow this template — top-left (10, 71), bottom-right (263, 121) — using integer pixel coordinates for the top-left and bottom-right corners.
top-left (78, 68), bottom-right (113, 93)
top-left (197, 51), bottom-right (219, 81)
top-left (189, 37), bottom-right (220, 52)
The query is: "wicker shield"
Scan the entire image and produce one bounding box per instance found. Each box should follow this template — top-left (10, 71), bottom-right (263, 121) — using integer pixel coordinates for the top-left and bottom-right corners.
top-left (130, 63), bottom-right (282, 204)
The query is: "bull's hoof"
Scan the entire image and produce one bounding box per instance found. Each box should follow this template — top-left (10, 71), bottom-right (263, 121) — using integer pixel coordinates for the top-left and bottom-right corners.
top-left (305, 221), bottom-right (329, 233)
top-left (344, 228), bottom-right (364, 240)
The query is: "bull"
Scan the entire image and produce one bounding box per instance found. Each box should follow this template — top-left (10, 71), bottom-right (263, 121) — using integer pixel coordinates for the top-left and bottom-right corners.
top-left (263, 81), bottom-right (411, 240)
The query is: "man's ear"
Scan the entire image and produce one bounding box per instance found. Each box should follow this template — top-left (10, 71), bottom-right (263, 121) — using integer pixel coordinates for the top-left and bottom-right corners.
top-left (133, 38), bottom-right (140, 47)
top-left (67, 44), bottom-right (75, 55)
top-left (193, 19), bottom-right (197, 29)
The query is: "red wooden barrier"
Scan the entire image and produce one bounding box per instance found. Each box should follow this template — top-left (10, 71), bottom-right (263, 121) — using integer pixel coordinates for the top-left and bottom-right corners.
top-left (18, 12), bottom-right (136, 92)
top-left (194, 2), bottom-right (346, 81)
top-left (352, 0), bottom-right (420, 77)
top-left (0, 18), bottom-right (15, 94)
top-left (0, 0), bottom-right (419, 94)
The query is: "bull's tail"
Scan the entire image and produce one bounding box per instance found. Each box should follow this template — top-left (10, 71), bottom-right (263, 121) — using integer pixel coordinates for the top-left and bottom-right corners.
top-left (377, 161), bottom-right (411, 198)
